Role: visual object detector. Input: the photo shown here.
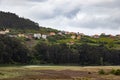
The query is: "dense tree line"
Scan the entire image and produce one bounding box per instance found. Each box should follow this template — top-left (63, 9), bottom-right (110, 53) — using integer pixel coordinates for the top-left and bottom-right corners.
top-left (0, 35), bottom-right (31, 64)
top-left (0, 35), bottom-right (120, 65)
top-left (34, 42), bottom-right (120, 65)
top-left (0, 11), bottom-right (39, 30)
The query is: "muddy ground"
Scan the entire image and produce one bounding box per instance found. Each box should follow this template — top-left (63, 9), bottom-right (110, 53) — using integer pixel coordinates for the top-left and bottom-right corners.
top-left (1, 69), bottom-right (120, 80)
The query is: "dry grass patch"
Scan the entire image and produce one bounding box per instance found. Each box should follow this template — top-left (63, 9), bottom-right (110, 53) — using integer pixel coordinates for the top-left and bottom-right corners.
top-left (0, 66), bottom-right (120, 80)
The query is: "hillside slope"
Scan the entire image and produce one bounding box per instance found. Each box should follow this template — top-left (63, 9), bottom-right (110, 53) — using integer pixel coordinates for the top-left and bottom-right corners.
top-left (0, 11), bottom-right (39, 30)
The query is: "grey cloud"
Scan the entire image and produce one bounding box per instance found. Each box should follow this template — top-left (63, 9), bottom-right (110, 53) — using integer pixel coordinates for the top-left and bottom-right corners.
top-left (81, 20), bottom-right (120, 29)
top-left (29, 0), bottom-right (48, 2)
top-left (70, 14), bottom-right (120, 30)
top-left (54, 8), bottom-right (80, 19)
top-left (0, 0), bottom-right (30, 6)
top-left (66, 8), bottom-right (80, 18)
top-left (27, 2), bottom-right (81, 19)
top-left (94, 0), bottom-right (120, 9)
top-left (67, 0), bottom-right (120, 30)
top-left (29, 1), bottom-right (81, 19)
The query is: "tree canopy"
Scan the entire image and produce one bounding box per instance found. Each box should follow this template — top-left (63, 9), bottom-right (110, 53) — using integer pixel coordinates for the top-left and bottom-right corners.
top-left (0, 11), bottom-right (39, 30)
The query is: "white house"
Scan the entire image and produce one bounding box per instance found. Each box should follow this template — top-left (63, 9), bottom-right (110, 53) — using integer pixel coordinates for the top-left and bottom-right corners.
top-left (58, 32), bottom-right (63, 35)
top-left (5, 29), bottom-right (10, 33)
top-left (71, 35), bottom-right (76, 39)
top-left (42, 34), bottom-right (47, 39)
top-left (8, 35), bottom-right (17, 37)
top-left (33, 33), bottom-right (41, 39)
top-left (0, 29), bottom-right (10, 34)
top-left (0, 31), bottom-right (6, 34)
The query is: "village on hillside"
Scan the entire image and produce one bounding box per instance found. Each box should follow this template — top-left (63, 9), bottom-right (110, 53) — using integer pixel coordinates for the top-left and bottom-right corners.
top-left (0, 28), bottom-right (84, 40)
top-left (1, 29), bottom-right (120, 40)
top-left (1, 28), bottom-right (120, 49)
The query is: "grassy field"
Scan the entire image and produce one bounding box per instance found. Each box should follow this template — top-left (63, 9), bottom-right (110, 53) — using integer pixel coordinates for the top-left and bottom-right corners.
top-left (0, 65), bottom-right (120, 80)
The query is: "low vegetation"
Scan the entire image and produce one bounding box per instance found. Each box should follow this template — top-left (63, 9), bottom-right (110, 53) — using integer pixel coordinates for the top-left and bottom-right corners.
top-left (98, 69), bottom-right (106, 75)
top-left (0, 66), bottom-right (120, 80)
top-left (98, 69), bottom-right (120, 75)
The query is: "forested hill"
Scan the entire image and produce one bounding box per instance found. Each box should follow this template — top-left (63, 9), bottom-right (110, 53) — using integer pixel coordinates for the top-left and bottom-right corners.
top-left (0, 11), bottom-right (39, 30)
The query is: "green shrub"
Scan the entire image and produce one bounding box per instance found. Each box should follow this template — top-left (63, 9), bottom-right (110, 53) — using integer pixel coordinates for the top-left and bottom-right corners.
top-left (98, 69), bottom-right (105, 75)
top-left (114, 69), bottom-right (120, 75)
top-left (110, 69), bottom-right (120, 75)
top-left (110, 69), bottom-right (115, 74)
top-left (0, 72), bottom-right (4, 75)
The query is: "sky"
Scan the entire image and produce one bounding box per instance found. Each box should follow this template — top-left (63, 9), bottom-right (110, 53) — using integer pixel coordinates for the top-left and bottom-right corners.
top-left (0, 0), bottom-right (120, 35)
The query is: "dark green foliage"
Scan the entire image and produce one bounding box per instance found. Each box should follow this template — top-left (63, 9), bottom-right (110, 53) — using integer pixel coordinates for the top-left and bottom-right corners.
top-left (0, 72), bottom-right (4, 75)
top-left (34, 42), bottom-right (50, 64)
top-left (47, 35), bottom-right (66, 42)
top-left (98, 69), bottom-right (120, 75)
top-left (39, 27), bottom-right (59, 34)
top-left (34, 43), bottom-right (120, 65)
top-left (34, 42), bottom-right (79, 64)
top-left (1, 36), bottom-right (120, 65)
top-left (110, 69), bottom-right (116, 74)
top-left (0, 35), bottom-right (30, 64)
top-left (0, 11), bottom-right (39, 30)
top-left (111, 69), bottom-right (120, 75)
top-left (98, 69), bottom-right (106, 75)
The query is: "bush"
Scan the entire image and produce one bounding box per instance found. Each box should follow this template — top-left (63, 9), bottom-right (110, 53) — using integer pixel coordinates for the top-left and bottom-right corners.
top-left (98, 69), bottom-right (105, 75)
top-left (110, 69), bottom-right (115, 74)
top-left (0, 72), bottom-right (4, 75)
top-left (114, 69), bottom-right (120, 75)
top-left (110, 69), bottom-right (120, 75)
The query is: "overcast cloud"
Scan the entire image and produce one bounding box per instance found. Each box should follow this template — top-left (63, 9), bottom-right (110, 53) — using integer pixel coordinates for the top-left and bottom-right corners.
top-left (0, 0), bottom-right (120, 35)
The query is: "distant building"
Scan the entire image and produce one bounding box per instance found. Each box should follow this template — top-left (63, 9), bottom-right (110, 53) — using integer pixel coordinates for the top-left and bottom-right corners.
top-left (49, 32), bottom-right (56, 36)
top-left (8, 35), bottom-right (17, 37)
top-left (71, 35), bottom-right (76, 39)
top-left (0, 31), bottom-right (6, 34)
top-left (33, 33), bottom-right (41, 39)
top-left (61, 31), bottom-right (66, 34)
top-left (65, 31), bottom-right (70, 35)
top-left (109, 34), bottom-right (114, 38)
top-left (70, 32), bottom-right (76, 35)
top-left (101, 33), bottom-right (106, 36)
top-left (93, 34), bottom-right (99, 38)
top-left (0, 29), bottom-right (10, 34)
top-left (26, 34), bottom-right (33, 39)
top-left (79, 33), bottom-right (85, 36)
top-left (5, 29), bottom-right (10, 33)
top-left (116, 34), bottom-right (120, 37)
top-left (77, 35), bottom-right (81, 39)
top-left (18, 34), bottom-right (25, 37)
top-left (42, 34), bottom-right (47, 39)
top-left (58, 32), bottom-right (63, 35)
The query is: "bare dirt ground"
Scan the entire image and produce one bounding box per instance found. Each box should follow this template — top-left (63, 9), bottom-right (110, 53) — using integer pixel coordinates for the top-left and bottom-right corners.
top-left (0, 66), bottom-right (120, 80)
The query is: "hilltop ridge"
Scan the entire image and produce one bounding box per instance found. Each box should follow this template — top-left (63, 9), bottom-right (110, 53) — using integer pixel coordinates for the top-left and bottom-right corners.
top-left (0, 11), bottom-right (39, 30)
